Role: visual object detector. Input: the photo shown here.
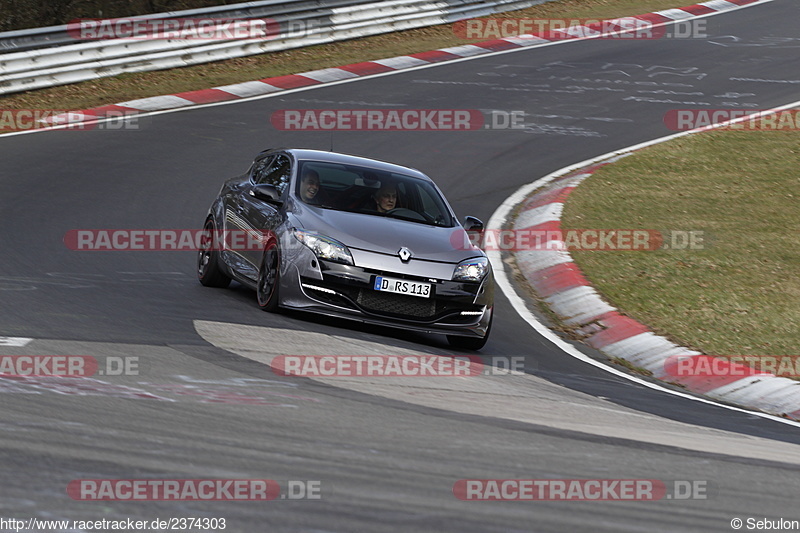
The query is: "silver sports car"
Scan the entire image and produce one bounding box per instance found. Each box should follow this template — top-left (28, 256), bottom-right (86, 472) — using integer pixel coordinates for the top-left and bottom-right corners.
top-left (198, 149), bottom-right (493, 350)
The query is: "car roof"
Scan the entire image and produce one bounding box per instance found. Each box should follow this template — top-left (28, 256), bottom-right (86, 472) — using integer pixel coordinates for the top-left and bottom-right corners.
top-left (265, 148), bottom-right (430, 181)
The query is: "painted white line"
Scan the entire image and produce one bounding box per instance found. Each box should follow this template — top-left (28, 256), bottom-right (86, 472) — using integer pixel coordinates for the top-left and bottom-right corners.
top-left (0, 337), bottom-right (33, 347)
top-left (607, 17), bottom-right (655, 29)
top-left (115, 95), bottom-right (196, 111)
top-left (372, 56), bottom-right (429, 69)
top-left (516, 248), bottom-right (573, 271)
top-left (438, 45), bottom-right (492, 57)
top-left (214, 81), bottom-right (282, 97)
top-left (487, 97), bottom-right (800, 428)
top-left (653, 8), bottom-right (697, 20)
top-left (194, 320), bottom-right (800, 462)
top-left (299, 68), bottom-right (360, 83)
top-left (700, 0), bottom-right (738, 10)
top-left (502, 35), bottom-right (550, 46)
top-left (552, 26), bottom-right (595, 38)
top-left (543, 286), bottom-right (615, 325)
top-left (515, 202), bottom-right (564, 229)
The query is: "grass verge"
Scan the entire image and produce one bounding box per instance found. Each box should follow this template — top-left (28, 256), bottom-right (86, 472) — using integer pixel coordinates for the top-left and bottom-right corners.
top-left (561, 130), bottom-right (800, 362)
top-left (3, 0), bottom-right (695, 111)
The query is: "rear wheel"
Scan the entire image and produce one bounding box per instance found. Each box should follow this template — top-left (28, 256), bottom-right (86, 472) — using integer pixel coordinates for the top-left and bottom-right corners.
top-left (198, 218), bottom-right (231, 288)
top-left (447, 310), bottom-right (492, 351)
top-left (257, 240), bottom-right (281, 312)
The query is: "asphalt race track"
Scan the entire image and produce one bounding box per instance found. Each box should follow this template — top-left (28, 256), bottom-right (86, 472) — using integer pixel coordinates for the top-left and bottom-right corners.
top-left (0, 1), bottom-right (799, 531)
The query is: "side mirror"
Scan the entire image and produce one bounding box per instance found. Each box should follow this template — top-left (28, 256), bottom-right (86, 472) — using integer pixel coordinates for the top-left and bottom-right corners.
top-left (251, 184), bottom-right (282, 205)
top-left (462, 216), bottom-right (484, 232)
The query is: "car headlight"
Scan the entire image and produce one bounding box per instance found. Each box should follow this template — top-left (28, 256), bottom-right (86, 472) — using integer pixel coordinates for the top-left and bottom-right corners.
top-left (293, 229), bottom-right (354, 265)
top-left (453, 256), bottom-right (489, 282)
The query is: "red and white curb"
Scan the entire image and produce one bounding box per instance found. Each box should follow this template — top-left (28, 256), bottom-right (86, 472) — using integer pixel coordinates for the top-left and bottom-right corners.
top-left (508, 120), bottom-right (800, 422)
top-left (28, 0), bottom-right (771, 129)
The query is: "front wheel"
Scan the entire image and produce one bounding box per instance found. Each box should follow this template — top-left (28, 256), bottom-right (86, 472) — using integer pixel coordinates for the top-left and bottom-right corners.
top-left (257, 240), bottom-right (281, 312)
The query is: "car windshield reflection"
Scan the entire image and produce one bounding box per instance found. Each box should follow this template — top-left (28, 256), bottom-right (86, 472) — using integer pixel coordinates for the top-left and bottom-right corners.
top-left (296, 160), bottom-right (455, 227)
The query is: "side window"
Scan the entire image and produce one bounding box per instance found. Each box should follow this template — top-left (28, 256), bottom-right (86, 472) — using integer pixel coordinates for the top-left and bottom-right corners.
top-left (252, 154), bottom-right (292, 193)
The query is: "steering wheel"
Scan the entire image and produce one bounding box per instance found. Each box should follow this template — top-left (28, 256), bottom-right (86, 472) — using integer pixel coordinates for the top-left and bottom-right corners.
top-left (385, 208), bottom-right (426, 222)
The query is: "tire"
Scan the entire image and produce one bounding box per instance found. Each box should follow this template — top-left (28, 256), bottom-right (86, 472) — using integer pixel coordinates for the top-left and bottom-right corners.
top-left (198, 218), bottom-right (231, 288)
top-left (257, 240), bottom-right (281, 312)
top-left (447, 311), bottom-right (492, 351)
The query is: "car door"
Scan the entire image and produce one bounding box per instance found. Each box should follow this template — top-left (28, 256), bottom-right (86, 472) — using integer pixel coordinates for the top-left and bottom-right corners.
top-left (221, 156), bottom-right (267, 280)
top-left (236, 152), bottom-right (292, 277)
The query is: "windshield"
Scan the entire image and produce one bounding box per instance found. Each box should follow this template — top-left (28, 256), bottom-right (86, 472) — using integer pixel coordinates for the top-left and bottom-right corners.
top-left (296, 160), bottom-right (456, 227)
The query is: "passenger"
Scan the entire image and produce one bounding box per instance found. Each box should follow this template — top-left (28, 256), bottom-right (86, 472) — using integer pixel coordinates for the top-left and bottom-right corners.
top-left (299, 170), bottom-right (321, 204)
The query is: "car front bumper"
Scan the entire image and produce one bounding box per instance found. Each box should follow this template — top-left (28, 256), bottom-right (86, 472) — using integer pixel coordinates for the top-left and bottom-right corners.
top-left (279, 257), bottom-right (494, 338)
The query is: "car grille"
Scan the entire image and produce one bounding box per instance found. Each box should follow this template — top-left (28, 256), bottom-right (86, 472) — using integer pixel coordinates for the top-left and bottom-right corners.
top-left (356, 289), bottom-right (437, 318)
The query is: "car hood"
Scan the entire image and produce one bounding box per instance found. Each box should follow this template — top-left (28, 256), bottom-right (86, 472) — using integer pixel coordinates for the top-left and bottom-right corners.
top-left (292, 206), bottom-right (482, 264)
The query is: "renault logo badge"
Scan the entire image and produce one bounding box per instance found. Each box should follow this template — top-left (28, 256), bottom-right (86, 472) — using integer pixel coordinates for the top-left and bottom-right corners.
top-left (398, 247), bottom-right (412, 262)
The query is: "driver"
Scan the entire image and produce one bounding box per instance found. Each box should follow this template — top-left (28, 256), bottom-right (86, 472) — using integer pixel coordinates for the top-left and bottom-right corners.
top-left (372, 184), bottom-right (397, 213)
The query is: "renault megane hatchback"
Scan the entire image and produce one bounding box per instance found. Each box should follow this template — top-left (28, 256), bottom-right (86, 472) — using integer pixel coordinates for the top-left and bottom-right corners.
top-left (198, 149), bottom-right (494, 350)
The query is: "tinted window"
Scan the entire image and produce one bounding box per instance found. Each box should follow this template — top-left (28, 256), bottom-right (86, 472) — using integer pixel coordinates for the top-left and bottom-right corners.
top-left (295, 160), bottom-right (455, 227)
top-left (252, 154), bottom-right (292, 193)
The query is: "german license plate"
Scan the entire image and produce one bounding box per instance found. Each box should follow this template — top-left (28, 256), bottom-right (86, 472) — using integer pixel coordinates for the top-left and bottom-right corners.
top-left (374, 276), bottom-right (432, 298)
